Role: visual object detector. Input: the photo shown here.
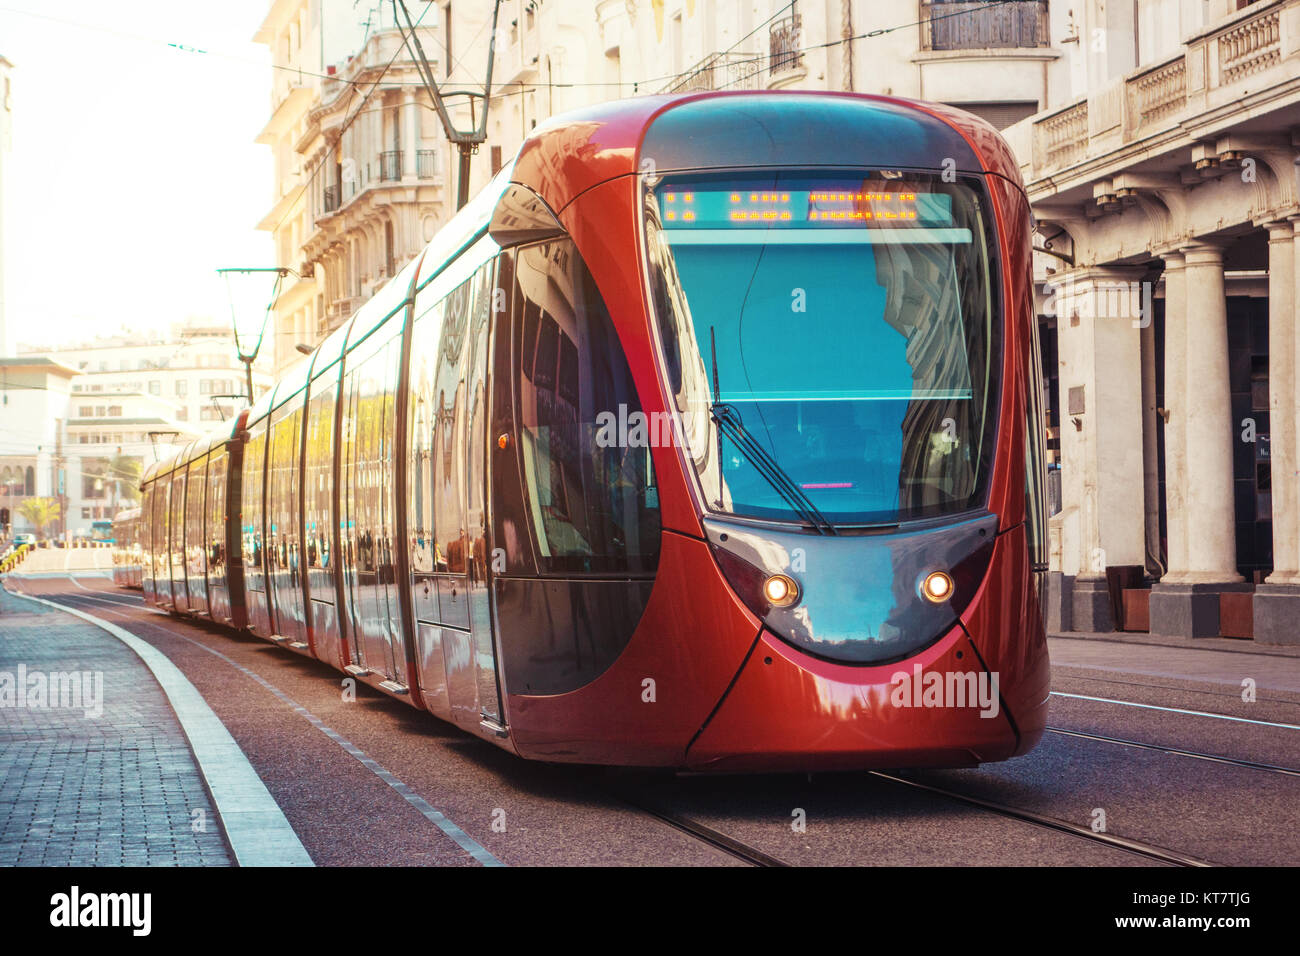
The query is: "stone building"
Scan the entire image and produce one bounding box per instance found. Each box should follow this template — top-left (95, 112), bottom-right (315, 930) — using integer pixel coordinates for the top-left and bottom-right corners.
top-left (1000, 0), bottom-right (1300, 642)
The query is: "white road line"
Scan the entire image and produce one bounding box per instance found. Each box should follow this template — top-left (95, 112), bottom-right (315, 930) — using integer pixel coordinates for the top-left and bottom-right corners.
top-left (1052, 691), bottom-right (1300, 731)
top-left (6, 588), bottom-right (315, 867)
top-left (155, 624), bottom-right (506, 867)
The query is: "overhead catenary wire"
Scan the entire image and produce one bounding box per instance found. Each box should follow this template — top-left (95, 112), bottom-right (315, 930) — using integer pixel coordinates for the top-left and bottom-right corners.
top-left (0, 1), bottom-right (1023, 97)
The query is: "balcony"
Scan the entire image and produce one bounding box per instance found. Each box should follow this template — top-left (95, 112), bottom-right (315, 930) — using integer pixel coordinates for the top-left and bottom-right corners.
top-left (379, 150), bottom-right (403, 182)
top-left (1018, 0), bottom-right (1297, 183)
top-left (768, 14), bottom-right (804, 79)
top-left (660, 50), bottom-right (764, 93)
top-left (416, 149), bottom-right (438, 179)
top-left (920, 0), bottom-right (1049, 51)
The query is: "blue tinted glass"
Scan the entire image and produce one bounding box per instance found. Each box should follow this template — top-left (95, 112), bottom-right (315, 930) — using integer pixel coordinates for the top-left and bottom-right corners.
top-left (646, 171), bottom-right (998, 526)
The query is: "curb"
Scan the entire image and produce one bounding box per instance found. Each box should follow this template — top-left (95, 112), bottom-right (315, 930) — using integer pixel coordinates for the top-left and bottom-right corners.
top-left (4, 586), bottom-right (315, 867)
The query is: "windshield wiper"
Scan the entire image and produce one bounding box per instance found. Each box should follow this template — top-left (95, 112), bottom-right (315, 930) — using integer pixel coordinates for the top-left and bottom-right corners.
top-left (709, 327), bottom-right (836, 536)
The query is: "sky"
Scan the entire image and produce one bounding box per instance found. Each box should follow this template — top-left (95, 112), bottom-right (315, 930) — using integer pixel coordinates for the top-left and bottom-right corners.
top-left (0, 0), bottom-right (279, 350)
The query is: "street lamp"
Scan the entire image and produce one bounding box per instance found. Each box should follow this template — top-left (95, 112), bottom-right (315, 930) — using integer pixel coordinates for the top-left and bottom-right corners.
top-left (216, 267), bottom-right (295, 404)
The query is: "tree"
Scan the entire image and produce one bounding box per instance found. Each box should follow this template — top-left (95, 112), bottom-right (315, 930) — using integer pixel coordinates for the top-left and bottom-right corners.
top-left (16, 497), bottom-right (61, 538)
top-left (107, 454), bottom-right (142, 507)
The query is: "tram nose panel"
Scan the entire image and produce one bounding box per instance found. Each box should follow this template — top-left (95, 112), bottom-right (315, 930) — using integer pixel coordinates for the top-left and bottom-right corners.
top-left (701, 512), bottom-right (998, 665)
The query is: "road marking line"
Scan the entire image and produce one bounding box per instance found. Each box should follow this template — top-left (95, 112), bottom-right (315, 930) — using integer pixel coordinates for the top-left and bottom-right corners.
top-left (162, 629), bottom-right (505, 867)
top-left (6, 588), bottom-right (315, 867)
top-left (1052, 691), bottom-right (1300, 731)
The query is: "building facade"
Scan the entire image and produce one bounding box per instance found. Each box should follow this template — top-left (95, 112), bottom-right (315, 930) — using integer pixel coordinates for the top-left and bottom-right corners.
top-left (999, 0), bottom-right (1300, 643)
top-left (260, 0), bottom-right (1068, 373)
top-left (3, 320), bottom-right (271, 537)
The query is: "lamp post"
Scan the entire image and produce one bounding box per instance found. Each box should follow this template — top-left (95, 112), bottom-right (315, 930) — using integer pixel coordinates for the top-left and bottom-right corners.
top-left (216, 267), bottom-right (293, 404)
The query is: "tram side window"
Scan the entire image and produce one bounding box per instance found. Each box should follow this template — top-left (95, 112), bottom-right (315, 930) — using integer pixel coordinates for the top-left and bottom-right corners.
top-left (407, 299), bottom-right (441, 582)
top-left (305, 379), bottom-right (336, 574)
top-left (497, 239), bottom-right (661, 576)
top-left (436, 276), bottom-right (474, 575)
top-left (208, 451), bottom-right (226, 569)
top-left (242, 424), bottom-right (267, 584)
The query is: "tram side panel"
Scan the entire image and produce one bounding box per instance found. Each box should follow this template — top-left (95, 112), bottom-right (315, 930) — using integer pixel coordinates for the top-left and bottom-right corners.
top-left (304, 361), bottom-right (346, 668)
top-left (957, 172), bottom-right (1050, 752)
top-left (267, 392), bottom-right (309, 646)
top-left (205, 444), bottom-right (232, 625)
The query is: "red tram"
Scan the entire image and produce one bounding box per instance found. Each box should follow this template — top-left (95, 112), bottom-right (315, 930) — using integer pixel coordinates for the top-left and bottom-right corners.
top-left (134, 92), bottom-right (1050, 770)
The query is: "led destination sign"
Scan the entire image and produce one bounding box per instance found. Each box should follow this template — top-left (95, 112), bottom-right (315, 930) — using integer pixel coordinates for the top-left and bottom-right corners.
top-left (660, 188), bottom-right (954, 229)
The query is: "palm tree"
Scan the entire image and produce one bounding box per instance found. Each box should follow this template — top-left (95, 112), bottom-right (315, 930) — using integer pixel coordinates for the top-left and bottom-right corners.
top-left (16, 497), bottom-right (61, 538)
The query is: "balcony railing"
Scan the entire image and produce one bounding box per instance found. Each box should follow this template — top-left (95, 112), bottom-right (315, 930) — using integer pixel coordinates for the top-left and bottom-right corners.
top-left (379, 150), bottom-right (403, 182)
top-left (1024, 0), bottom-right (1293, 180)
top-left (921, 0), bottom-right (1049, 51)
top-left (416, 149), bottom-right (438, 179)
top-left (660, 50), bottom-right (764, 94)
top-left (322, 184), bottom-right (340, 214)
top-left (769, 14), bottom-right (804, 76)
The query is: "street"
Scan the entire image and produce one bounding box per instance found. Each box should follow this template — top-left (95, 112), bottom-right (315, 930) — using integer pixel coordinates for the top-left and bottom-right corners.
top-left (4, 568), bottom-right (1296, 868)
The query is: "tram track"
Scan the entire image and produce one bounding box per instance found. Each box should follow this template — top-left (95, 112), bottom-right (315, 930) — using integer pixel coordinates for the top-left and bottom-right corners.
top-left (606, 789), bottom-right (791, 867)
top-left (1044, 726), bottom-right (1300, 777)
top-left (869, 771), bottom-right (1215, 867)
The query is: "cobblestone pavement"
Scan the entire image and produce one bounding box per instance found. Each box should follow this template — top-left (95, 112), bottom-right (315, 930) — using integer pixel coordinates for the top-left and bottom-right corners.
top-left (0, 588), bottom-right (231, 865)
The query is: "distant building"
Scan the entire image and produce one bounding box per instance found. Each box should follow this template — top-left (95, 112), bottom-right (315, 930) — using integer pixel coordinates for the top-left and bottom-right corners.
top-left (3, 319), bottom-right (270, 537)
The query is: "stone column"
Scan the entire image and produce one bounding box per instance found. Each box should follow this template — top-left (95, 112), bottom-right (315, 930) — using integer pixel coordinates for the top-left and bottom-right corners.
top-left (1255, 219), bottom-right (1300, 644)
top-left (1162, 252), bottom-right (1189, 577)
top-left (1152, 242), bottom-right (1248, 637)
top-left (1052, 266), bottom-right (1148, 631)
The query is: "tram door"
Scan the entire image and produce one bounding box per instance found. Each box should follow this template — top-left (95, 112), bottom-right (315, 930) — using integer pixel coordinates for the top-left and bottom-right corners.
top-left (340, 329), bottom-right (406, 684)
top-left (465, 261), bottom-right (503, 725)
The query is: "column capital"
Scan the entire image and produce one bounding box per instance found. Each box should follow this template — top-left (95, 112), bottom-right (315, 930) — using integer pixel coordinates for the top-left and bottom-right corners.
top-left (1180, 240), bottom-right (1228, 265)
top-left (1266, 219), bottom-right (1298, 241)
top-left (1159, 249), bottom-right (1187, 270)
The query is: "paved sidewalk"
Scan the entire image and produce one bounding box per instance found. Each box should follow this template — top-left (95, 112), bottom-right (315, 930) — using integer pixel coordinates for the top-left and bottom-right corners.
top-left (1049, 631), bottom-right (1300, 694)
top-left (0, 587), bottom-right (232, 866)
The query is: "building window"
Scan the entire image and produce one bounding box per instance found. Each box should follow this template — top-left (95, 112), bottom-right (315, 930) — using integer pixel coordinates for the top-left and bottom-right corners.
top-left (921, 0), bottom-right (1050, 51)
top-left (177, 407), bottom-right (189, 422)
top-left (108, 405), bottom-right (122, 417)
top-left (149, 381), bottom-right (161, 395)
top-left (82, 508), bottom-right (90, 520)
top-left (175, 380), bottom-right (188, 397)
top-left (78, 406), bottom-right (92, 417)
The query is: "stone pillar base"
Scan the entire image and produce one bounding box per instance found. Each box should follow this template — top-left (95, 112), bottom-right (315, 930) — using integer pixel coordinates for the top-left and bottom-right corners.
top-left (1253, 585), bottom-right (1300, 645)
top-left (1150, 582), bottom-right (1253, 638)
top-left (1071, 577), bottom-right (1114, 633)
top-left (1047, 572), bottom-right (1073, 634)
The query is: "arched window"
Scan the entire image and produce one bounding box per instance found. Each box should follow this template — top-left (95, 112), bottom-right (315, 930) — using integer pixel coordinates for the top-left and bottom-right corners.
top-left (24, 466), bottom-right (36, 496)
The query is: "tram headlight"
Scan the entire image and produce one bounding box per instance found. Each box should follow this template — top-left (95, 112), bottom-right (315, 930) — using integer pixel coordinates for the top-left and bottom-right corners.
top-left (762, 573), bottom-right (800, 608)
top-left (920, 569), bottom-right (955, 604)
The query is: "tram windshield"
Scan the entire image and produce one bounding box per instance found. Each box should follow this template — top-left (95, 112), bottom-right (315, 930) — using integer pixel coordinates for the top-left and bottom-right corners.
top-left (644, 170), bottom-right (1000, 527)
